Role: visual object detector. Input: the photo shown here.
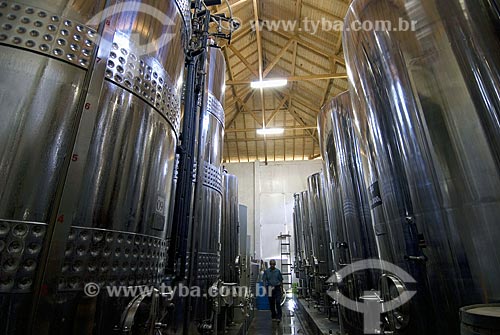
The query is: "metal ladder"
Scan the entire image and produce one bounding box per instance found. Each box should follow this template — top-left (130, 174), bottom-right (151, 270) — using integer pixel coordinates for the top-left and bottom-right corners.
top-left (278, 233), bottom-right (293, 292)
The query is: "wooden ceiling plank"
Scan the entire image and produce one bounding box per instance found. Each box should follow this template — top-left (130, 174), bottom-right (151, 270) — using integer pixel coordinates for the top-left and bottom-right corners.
top-left (228, 44), bottom-right (259, 77)
top-left (302, 2), bottom-right (344, 21)
top-left (288, 88), bottom-right (323, 109)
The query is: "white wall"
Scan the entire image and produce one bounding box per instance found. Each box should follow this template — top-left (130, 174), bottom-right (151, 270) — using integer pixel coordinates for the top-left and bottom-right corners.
top-left (225, 160), bottom-right (323, 262)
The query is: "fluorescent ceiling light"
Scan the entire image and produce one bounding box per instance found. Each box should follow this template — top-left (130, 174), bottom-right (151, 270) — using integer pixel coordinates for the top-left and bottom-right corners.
top-left (256, 128), bottom-right (285, 135)
top-left (250, 79), bottom-right (288, 89)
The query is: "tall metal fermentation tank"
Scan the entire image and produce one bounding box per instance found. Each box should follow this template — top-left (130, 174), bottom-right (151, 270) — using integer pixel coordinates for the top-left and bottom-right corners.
top-left (234, 204), bottom-right (249, 325)
top-left (306, 172), bottom-right (334, 297)
top-left (299, 191), bottom-right (313, 267)
top-left (219, 172), bottom-right (239, 329)
top-left (0, 0), bottom-right (188, 334)
top-left (344, 0), bottom-right (500, 334)
top-left (292, 194), bottom-right (303, 282)
top-left (298, 190), bottom-right (313, 298)
top-left (186, 45), bottom-right (226, 333)
top-left (317, 91), bottom-right (379, 334)
top-left (221, 173), bottom-right (239, 285)
top-left (292, 193), bottom-right (308, 297)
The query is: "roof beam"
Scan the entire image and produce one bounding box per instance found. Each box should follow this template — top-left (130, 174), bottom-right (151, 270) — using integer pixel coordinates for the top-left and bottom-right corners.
top-left (271, 61), bottom-right (330, 91)
top-left (225, 135), bottom-right (315, 143)
top-left (252, 0), bottom-right (268, 164)
top-left (263, 13), bottom-right (342, 61)
top-left (230, 42), bottom-right (335, 85)
top-left (272, 89), bottom-right (319, 142)
top-left (226, 125), bottom-right (316, 133)
top-left (294, 0), bottom-right (303, 22)
top-left (289, 108), bottom-right (318, 142)
top-left (224, 47), bottom-right (249, 129)
top-left (235, 131), bottom-right (241, 162)
top-left (321, 58), bottom-right (338, 107)
top-left (263, 38), bottom-right (295, 78)
top-left (260, 36), bottom-right (337, 73)
top-left (291, 39), bottom-right (298, 159)
top-left (226, 90), bottom-right (260, 128)
top-left (226, 73), bottom-right (348, 85)
top-left (270, 29), bottom-right (345, 65)
top-left (265, 95), bottom-right (288, 126)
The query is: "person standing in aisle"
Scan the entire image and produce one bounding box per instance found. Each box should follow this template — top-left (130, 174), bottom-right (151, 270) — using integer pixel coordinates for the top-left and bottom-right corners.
top-left (262, 259), bottom-right (284, 322)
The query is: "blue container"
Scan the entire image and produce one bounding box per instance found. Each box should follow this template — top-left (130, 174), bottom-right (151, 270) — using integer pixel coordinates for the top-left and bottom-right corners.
top-left (256, 281), bottom-right (270, 310)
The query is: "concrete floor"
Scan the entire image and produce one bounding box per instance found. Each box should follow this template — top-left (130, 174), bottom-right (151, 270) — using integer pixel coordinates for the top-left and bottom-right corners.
top-left (248, 299), bottom-right (310, 335)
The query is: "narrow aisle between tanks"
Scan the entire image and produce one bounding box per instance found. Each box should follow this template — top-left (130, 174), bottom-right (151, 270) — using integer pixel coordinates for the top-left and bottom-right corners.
top-left (248, 299), bottom-right (311, 335)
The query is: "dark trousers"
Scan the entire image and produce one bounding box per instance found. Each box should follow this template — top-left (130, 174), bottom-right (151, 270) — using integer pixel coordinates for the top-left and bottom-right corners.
top-left (267, 285), bottom-right (282, 319)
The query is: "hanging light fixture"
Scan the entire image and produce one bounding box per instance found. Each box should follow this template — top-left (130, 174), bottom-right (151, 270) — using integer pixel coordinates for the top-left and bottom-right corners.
top-left (250, 79), bottom-right (288, 89)
top-left (256, 128), bottom-right (285, 135)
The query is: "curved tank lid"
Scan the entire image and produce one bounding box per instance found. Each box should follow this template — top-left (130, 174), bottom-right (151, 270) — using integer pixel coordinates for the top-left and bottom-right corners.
top-left (318, 91), bottom-right (351, 126)
top-left (460, 304), bottom-right (500, 330)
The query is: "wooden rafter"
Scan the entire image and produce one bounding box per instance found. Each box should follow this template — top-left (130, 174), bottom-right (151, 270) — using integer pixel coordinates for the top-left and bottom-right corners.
top-left (260, 35), bottom-right (333, 73)
top-left (215, 0), bottom-right (250, 14)
top-left (321, 58), bottom-right (338, 107)
top-left (265, 95), bottom-right (288, 126)
top-left (271, 29), bottom-right (345, 65)
top-left (226, 73), bottom-right (348, 85)
top-left (252, 0), bottom-right (268, 164)
top-left (226, 125), bottom-right (316, 133)
top-left (226, 90), bottom-right (258, 128)
top-left (263, 38), bottom-right (294, 77)
top-left (226, 135), bottom-right (316, 143)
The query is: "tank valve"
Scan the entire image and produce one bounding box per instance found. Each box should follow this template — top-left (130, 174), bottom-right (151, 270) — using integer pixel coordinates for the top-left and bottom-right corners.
top-left (404, 255), bottom-right (427, 262)
top-left (198, 321), bottom-right (213, 332)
